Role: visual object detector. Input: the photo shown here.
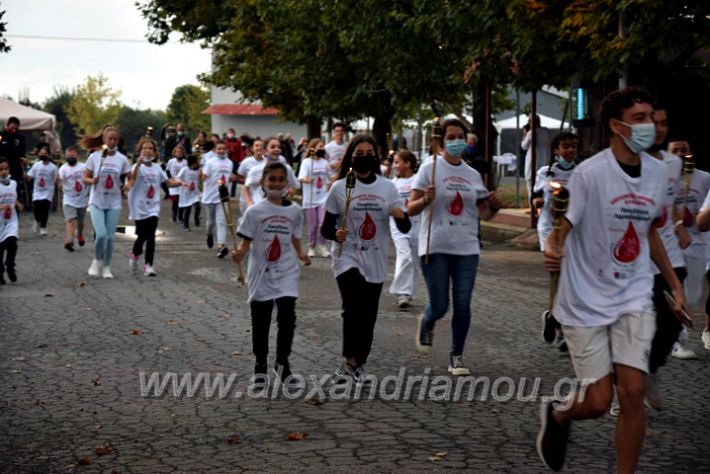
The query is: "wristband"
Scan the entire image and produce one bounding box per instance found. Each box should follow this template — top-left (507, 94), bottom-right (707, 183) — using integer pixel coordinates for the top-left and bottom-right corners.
top-left (673, 219), bottom-right (684, 229)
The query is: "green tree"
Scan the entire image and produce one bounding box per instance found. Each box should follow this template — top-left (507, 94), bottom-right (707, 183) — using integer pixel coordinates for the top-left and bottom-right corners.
top-left (115, 106), bottom-right (167, 155)
top-left (0, 9), bottom-right (10, 54)
top-left (66, 74), bottom-right (122, 135)
top-left (166, 84), bottom-right (210, 134)
top-left (43, 86), bottom-right (78, 150)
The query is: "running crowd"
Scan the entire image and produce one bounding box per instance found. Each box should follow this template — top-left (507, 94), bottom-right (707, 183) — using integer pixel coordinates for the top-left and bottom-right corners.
top-left (0, 86), bottom-right (708, 473)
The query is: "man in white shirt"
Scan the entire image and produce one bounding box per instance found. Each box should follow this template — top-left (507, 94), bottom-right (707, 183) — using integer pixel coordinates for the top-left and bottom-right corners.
top-left (522, 115), bottom-right (552, 202)
top-left (536, 87), bottom-right (688, 474)
top-left (325, 122), bottom-right (348, 175)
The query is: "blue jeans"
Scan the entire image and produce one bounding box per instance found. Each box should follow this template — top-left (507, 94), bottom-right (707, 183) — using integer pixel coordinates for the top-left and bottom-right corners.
top-left (90, 206), bottom-right (121, 266)
top-left (420, 253), bottom-right (479, 357)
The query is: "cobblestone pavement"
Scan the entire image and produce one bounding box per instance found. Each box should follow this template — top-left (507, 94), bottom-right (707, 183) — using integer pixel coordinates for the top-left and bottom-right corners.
top-left (1, 201), bottom-right (708, 473)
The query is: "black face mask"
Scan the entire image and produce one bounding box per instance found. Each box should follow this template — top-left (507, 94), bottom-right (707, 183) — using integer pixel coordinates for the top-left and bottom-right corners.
top-left (352, 155), bottom-right (376, 174)
top-left (67, 157), bottom-right (77, 165)
top-left (40, 155), bottom-right (50, 161)
top-left (315, 149), bottom-right (326, 158)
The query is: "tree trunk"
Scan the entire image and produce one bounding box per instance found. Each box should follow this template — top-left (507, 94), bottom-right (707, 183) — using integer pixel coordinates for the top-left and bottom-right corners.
top-left (305, 115), bottom-right (322, 140)
top-left (372, 113), bottom-right (393, 161)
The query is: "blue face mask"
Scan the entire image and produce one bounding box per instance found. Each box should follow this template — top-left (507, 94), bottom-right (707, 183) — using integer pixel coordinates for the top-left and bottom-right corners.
top-left (617, 121), bottom-right (655, 154)
top-left (556, 155), bottom-right (575, 170)
top-left (445, 139), bottom-right (466, 157)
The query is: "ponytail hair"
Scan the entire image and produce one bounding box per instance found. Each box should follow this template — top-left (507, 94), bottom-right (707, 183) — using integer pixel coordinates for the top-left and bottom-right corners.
top-left (79, 125), bottom-right (121, 151)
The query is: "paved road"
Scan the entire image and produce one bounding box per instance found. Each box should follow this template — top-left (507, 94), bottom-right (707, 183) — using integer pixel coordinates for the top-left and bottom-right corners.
top-left (1, 201), bottom-right (708, 473)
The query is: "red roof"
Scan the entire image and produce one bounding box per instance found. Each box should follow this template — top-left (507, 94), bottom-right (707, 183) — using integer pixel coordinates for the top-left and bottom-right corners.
top-left (202, 104), bottom-right (279, 116)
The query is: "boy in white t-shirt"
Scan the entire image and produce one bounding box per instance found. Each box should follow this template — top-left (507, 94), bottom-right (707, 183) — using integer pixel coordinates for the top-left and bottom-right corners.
top-left (26, 146), bottom-right (58, 236)
top-left (537, 88), bottom-right (689, 473)
top-left (325, 122), bottom-right (347, 179)
top-left (58, 146), bottom-right (89, 251)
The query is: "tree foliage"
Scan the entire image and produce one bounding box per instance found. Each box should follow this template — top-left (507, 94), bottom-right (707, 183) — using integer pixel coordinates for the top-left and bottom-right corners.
top-left (0, 9), bottom-right (10, 54)
top-left (66, 74), bottom-right (122, 135)
top-left (115, 106), bottom-right (167, 154)
top-left (43, 86), bottom-right (77, 149)
top-left (166, 84), bottom-right (210, 134)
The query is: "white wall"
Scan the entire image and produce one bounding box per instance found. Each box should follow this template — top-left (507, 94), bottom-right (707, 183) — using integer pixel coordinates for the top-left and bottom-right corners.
top-left (211, 115), bottom-right (307, 141)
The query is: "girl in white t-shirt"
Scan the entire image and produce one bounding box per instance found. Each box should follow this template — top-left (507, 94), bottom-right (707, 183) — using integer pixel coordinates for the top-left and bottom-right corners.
top-left (389, 149), bottom-right (421, 308)
top-left (0, 157), bottom-right (22, 284)
top-left (166, 145), bottom-right (188, 223)
top-left (26, 146), bottom-right (58, 236)
top-left (177, 155), bottom-right (201, 231)
top-left (82, 126), bottom-right (132, 279)
top-left (58, 146), bottom-right (90, 252)
top-left (409, 118), bottom-right (502, 376)
top-left (232, 161), bottom-right (310, 382)
top-left (321, 134), bottom-right (411, 382)
top-left (243, 137), bottom-right (298, 209)
top-left (298, 138), bottom-right (330, 257)
top-left (126, 138), bottom-right (185, 276)
top-left (237, 138), bottom-right (265, 214)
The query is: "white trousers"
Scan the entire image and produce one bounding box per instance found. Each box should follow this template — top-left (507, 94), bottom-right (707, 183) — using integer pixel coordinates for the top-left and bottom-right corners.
top-left (389, 235), bottom-right (419, 297)
top-left (204, 202), bottom-right (228, 246)
top-left (683, 255), bottom-right (705, 307)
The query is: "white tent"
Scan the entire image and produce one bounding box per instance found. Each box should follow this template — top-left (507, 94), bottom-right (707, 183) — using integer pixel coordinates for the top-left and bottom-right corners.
top-left (495, 113), bottom-right (562, 130)
top-left (0, 98), bottom-right (56, 131)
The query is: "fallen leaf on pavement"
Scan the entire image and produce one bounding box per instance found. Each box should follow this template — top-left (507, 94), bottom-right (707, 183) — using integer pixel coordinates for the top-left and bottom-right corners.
top-left (286, 432), bottom-right (308, 441)
top-left (429, 456), bottom-right (442, 461)
top-left (231, 351), bottom-right (242, 356)
top-left (227, 435), bottom-right (241, 445)
top-left (94, 443), bottom-right (113, 456)
top-left (129, 329), bottom-right (143, 335)
top-left (435, 451), bottom-right (448, 457)
top-left (166, 320), bottom-right (179, 325)
top-left (10, 356), bottom-right (26, 361)
top-left (92, 378), bottom-right (101, 386)
top-left (44, 293), bottom-right (54, 298)
top-left (491, 408), bottom-right (501, 415)
top-left (77, 456), bottom-right (92, 465)
top-left (35, 343), bottom-right (48, 348)
top-left (304, 397), bottom-right (324, 406)
top-left (76, 282), bottom-right (86, 288)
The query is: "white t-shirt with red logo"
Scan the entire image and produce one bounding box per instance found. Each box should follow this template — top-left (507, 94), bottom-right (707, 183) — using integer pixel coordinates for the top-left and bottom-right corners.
top-left (651, 150), bottom-right (684, 271)
top-left (412, 158), bottom-right (489, 256)
top-left (127, 163), bottom-right (167, 220)
top-left (534, 163), bottom-right (575, 251)
top-left (325, 141), bottom-right (347, 165)
top-left (676, 167), bottom-right (710, 259)
top-left (0, 179), bottom-right (18, 242)
top-left (177, 167), bottom-right (201, 208)
top-left (28, 161), bottom-right (58, 202)
top-left (555, 149), bottom-right (667, 327)
top-left (244, 157), bottom-right (298, 206)
top-left (166, 158), bottom-right (188, 196)
top-left (237, 199), bottom-right (303, 303)
top-left (389, 176), bottom-right (420, 240)
top-left (85, 151), bottom-right (131, 210)
top-left (201, 156), bottom-right (234, 204)
top-left (58, 162), bottom-right (89, 209)
top-left (325, 174), bottom-right (401, 283)
top-left (298, 158), bottom-right (330, 208)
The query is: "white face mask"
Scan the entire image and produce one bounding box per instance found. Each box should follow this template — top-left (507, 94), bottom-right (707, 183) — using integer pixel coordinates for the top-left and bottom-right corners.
top-left (264, 187), bottom-right (286, 199)
top-left (616, 121), bottom-right (656, 154)
top-left (0, 176), bottom-right (10, 185)
top-left (142, 156), bottom-right (154, 163)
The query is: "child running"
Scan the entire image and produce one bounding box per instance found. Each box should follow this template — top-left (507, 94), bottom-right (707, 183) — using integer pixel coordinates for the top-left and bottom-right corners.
top-left (58, 146), bottom-right (89, 251)
top-left (298, 138), bottom-right (330, 258)
top-left (177, 155), bottom-right (201, 231)
top-left (388, 149), bottom-right (421, 308)
top-left (166, 145), bottom-right (188, 223)
top-left (0, 157), bottom-right (22, 284)
top-left (232, 161), bottom-right (310, 382)
top-left (201, 140), bottom-right (237, 258)
top-left (126, 138), bottom-right (185, 276)
top-left (26, 145), bottom-right (58, 236)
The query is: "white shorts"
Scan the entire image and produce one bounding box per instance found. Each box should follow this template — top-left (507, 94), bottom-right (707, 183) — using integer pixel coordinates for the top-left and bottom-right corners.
top-left (63, 205), bottom-right (87, 224)
top-left (562, 312), bottom-right (656, 383)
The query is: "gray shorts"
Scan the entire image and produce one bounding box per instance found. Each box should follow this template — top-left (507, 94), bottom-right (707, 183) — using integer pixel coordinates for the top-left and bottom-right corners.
top-left (562, 311), bottom-right (656, 383)
top-left (63, 205), bottom-right (87, 224)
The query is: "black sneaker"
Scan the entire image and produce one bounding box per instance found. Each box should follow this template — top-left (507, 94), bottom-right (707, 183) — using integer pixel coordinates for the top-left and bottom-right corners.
top-left (273, 362), bottom-right (293, 383)
top-left (558, 341), bottom-right (568, 353)
top-left (195, 217), bottom-right (200, 227)
top-left (64, 242), bottom-right (75, 252)
top-left (541, 310), bottom-right (557, 344)
top-left (536, 398), bottom-right (569, 471)
top-left (217, 246), bottom-right (229, 258)
top-left (254, 362), bottom-right (268, 375)
top-left (331, 363), bottom-right (357, 385)
top-left (206, 234), bottom-right (214, 248)
top-left (7, 267), bottom-right (16, 283)
top-left (415, 315), bottom-right (433, 354)
top-left (0, 273), bottom-right (5, 285)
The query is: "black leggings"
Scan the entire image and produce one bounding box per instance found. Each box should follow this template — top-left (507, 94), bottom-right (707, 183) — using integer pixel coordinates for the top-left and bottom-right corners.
top-left (250, 297), bottom-right (297, 366)
top-left (170, 196), bottom-right (184, 221)
top-left (132, 216), bottom-right (159, 265)
top-left (182, 203), bottom-right (200, 227)
top-left (33, 199), bottom-right (51, 227)
top-left (0, 236), bottom-right (17, 273)
top-left (649, 267), bottom-right (687, 374)
top-left (336, 268), bottom-right (384, 367)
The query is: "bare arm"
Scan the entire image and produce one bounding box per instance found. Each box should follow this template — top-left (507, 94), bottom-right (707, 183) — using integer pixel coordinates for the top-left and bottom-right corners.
top-left (291, 235), bottom-right (311, 266)
top-left (649, 225), bottom-right (688, 320)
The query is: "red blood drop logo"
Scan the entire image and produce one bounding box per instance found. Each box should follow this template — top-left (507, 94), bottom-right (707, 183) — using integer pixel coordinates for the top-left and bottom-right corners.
top-left (39, 177), bottom-right (46, 188)
top-left (189, 181), bottom-right (196, 192)
top-left (613, 221), bottom-right (641, 263)
top-left (266, 234), bottom-right (281, 262)
top-left (147, 185), bottom-right (155, 199)
top-left (105, 175), bottom-right (114, 189)
top-left (74, 180), bottom-right (82, 192)
top-left (316, 176), bottom-right (323, 189)
top-left (448, 191), bottom-right (464, 216)
top-left (682, 206), bottom-right (694, 227)
top-left (655, 206), bottom-right (668, 228)
top-left (3, 207), bottom-right (11, 219)
top-left (220, 174), bottom-right (227, 186)
top-left (359, 212), bottom-right (377, 241)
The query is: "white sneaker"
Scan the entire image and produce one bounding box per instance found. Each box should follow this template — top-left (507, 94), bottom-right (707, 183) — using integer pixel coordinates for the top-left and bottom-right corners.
top-left (397, 296), bottom-right (411, 308)
top-left (144, 264), bottom-right (157, 277)
top-left (39, 228), bottom-right (47, 236)
top-left (702, 329), bottom-right (710, 350)
top-left (448, 355), bottom-right (471, 376)
top-left (32, 221), bottom-right (39, 233)
top-left (307, 246), bottom-right (316, 258)
top-left (102, 266), bottom-right (114, 279)
top-left (88, 259), bottom-right (102, 277)
top-left (671, 342), bottom-right (697, 360)
top-left (317, 243), bottom-right (331, 258)
top-left (129, 252), bottom-right (139, 272)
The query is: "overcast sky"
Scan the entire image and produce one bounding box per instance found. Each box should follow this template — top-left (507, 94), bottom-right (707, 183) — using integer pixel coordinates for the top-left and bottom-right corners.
top-left (0, 0), bottom-right (212, 110)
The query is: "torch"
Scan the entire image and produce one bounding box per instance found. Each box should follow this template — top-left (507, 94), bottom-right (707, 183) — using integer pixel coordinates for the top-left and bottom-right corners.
top-left (548, 181), bottom-right (569, 310)
top-left (218, 182), bottom-right (245, 287)
top-left (682, 153), bottom-right (694, 213)
top-left (424, 119), bottom-right (442, 264)
top-left (337, 167), bottom-right (357, 258)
